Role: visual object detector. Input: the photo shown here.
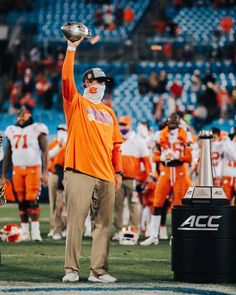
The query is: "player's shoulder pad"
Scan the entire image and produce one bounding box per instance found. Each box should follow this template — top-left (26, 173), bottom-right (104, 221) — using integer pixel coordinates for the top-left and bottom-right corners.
top-left (34, 123), bottom-right (49, 135)
top-left (4, 125), bottom-right (16, 138)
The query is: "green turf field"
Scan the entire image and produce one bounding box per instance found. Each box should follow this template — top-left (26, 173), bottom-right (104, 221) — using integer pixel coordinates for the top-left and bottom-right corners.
top-left (0, 204), bottom-right (172, 283)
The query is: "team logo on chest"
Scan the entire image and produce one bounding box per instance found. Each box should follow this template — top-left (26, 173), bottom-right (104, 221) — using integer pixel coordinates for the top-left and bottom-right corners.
top-left (86, 107), bottom-right (113, 125)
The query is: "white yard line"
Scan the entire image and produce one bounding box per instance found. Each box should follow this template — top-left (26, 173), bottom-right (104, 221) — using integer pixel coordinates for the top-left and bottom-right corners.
top-left (0, 282), bottom-right (235, 295)
top-left (1, 254), bottom-right (168, 262)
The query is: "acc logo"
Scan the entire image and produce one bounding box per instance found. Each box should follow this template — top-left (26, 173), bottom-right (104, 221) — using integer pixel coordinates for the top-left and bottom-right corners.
top-left (178, 215), bottom-right (222, 231)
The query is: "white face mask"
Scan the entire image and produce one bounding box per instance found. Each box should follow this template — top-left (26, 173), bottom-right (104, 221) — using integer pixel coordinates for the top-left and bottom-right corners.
top-left (83, 84), bottom-right (105, 104)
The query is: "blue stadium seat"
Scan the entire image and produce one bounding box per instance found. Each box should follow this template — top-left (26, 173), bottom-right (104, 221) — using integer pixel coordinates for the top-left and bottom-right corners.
top-left (7, 0), bottom-right (151, 44)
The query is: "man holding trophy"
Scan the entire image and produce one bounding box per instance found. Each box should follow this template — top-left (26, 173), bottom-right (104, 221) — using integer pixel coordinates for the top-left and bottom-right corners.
top-left (61, 23), bottom-right (123, 283)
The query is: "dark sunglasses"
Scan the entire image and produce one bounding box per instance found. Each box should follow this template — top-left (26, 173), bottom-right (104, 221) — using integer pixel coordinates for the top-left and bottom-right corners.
top-left (89, 77), bottom-right (108, 84)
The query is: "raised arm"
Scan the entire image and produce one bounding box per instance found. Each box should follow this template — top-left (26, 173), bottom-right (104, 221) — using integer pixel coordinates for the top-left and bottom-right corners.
top-left (62, 37), bottom-right (84, 103)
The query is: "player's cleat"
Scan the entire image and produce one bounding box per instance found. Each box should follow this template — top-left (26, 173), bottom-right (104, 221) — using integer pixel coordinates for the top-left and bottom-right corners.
top-left (52, 233), bottom-right (62, 240)
top-left (62, 272), bottom-right (79, 282)
top-left (88, 271), bottom-right (117, 283)
top-left (140, 236), bottom-right (159, 246)
top-left (159, 225), bottom-right (168, 240)
top-left (20, 232), bottom-right (31, 241)
top-left (31, 232), bottom-right (42, 241)
top-left (47, 230), bottom-right (54, 238)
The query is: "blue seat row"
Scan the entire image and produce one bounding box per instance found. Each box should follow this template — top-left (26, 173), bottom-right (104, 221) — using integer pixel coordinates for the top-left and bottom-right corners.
top-left (7, 0), bottom-right (150, 44)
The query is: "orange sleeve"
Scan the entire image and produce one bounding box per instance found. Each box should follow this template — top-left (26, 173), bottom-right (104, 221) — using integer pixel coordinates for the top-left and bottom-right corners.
top-left (153, 150), bottom-right (161, 163)
top-left (48, 139), bottom-right (59, 172)
top-left (112, 113), bottom-right (123, 173)
top-left (49, 139), bottom-right (58, 150)
top-left (62, 50), bottom-right (77, 103)
top-left (180, 146), bottom-right (192, 163)
top-left (54, 146), bottom-right (66, 167)
top-left (112, 143), bottom-right (123, 173)
top-left (141, 156), bottom-right (152, 177)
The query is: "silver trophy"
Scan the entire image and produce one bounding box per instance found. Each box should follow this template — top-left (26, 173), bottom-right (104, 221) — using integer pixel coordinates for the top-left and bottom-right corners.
top-left (183, 130), bottom-right (228, 204)
top-left (61, 22), bottom-right (92, 42)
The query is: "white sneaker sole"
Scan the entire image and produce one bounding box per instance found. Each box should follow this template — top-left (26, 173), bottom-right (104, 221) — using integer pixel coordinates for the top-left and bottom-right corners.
top-left (62, 275), bottom-right (79, 282)
top-left (140, 240), bottom-right (159, 246)
top-left (62, 278), bottom-right (79, 282)
top-left (88, 276), bottom-right (117, 283)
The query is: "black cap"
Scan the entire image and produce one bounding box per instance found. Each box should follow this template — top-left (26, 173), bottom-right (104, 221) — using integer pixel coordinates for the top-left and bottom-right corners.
top-left (57, 124), bottom-right (67, 131)
top-left (82, 68), bottom-right (110, 83)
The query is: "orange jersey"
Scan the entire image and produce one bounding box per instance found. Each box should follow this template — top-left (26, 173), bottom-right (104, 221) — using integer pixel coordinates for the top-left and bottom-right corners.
top-left (155, 127), bottom-right (192, 164)
top-left (121, 131), bottom-right (151, 180)
top-left (54, 145), bottom-right (66, 167)
top-left (62, 50), bottom-right (123, 182)
top-left (48, 138), bottom-right (59, 173)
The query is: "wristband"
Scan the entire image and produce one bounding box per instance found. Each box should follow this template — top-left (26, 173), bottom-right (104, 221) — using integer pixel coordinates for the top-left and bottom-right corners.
top-left (116, 171), bottom-right (124, 178)
top-left (67, 45), bottom-right (76, 51)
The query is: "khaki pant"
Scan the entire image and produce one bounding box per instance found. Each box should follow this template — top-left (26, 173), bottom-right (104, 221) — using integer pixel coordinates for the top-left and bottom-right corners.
top-left (64, 170), bottom-right (115, 275)
top-left (114, 178), bottom-right (139, 233)
top-left (48, 172), bottom-right (58, 231)
top-left (53, 190), bottom-right (67, 234)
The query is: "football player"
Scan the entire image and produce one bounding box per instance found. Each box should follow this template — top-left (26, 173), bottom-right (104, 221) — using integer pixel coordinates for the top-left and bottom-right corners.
top-left (51, 144), bottom-right (67, 240)
top-left (211, 127), bottom-right (236, 189)
top-left (47, 124), bottom-right (67, 238)
top-left (1, 107), bottom-right (48, 241)
top-left (112, 116), bottom-right (152, 241)
top-left (140, 113), bottom-right (192, 246)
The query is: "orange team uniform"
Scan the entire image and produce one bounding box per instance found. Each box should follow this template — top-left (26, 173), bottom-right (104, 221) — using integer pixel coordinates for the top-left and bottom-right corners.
top-left (153, 127), bottom-right (192, 208)
top-left (62, 50), bottom-right (123, 181)
top-left (121, 131), bottom-right (151, 181)
top-left (54, 145), bottom-right (66, 168)
top-left (5, 123), bottom-right (48, 202)
top-left (48, 138), bottom-right (59, 173)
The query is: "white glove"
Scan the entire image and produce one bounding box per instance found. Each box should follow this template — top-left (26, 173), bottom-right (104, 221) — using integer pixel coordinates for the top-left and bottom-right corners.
top-left (173, 150), bottom-right (180, 160)
top-left (160, 149), bottom-right (175, 162)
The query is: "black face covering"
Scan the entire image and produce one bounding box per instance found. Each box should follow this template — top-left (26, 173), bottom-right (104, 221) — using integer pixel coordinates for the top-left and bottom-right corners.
top-left (120, 129), bottom-right (130, 136)
top-left (16, 117), bottom-right (34, 128)
top-left (169, 123), bottom-right (179, 130)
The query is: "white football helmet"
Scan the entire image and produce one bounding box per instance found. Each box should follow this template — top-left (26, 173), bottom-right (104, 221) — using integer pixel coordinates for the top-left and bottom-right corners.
top-left (0, 224), bottom-right (22, 242)
top-left (119, 226), bottom-right (139, 246)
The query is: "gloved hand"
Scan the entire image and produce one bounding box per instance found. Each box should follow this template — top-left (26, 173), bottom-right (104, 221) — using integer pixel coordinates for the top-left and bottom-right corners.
top-left (172, 150), bottom-right (180, 160)
top-left (160, 148), bottom-right (175, 162)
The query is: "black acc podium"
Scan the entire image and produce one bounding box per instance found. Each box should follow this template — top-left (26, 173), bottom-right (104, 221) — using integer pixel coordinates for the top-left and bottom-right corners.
top-left (171, 204), bottom-right (236, 283)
